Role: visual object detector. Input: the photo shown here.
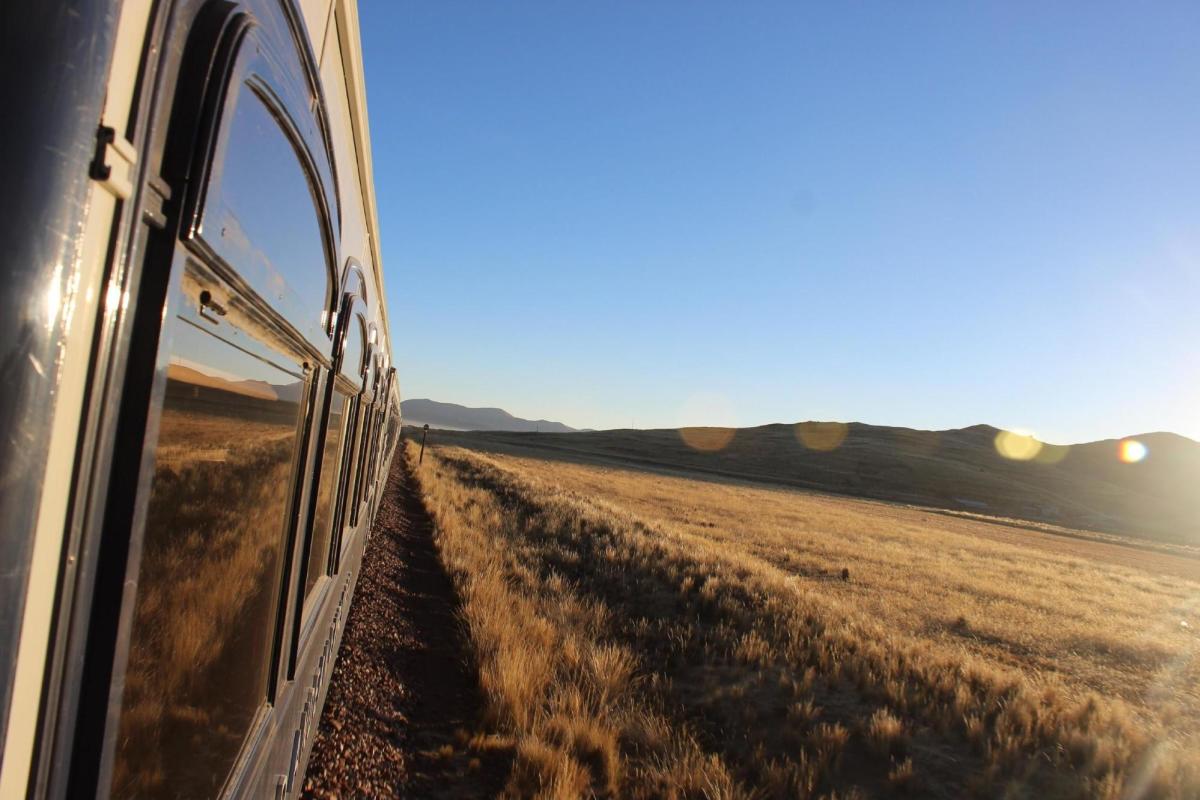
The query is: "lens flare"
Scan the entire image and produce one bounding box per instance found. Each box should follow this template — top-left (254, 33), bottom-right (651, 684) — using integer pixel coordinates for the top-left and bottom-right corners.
top-left (795, 421), bottom-right (848, 451)
top-left (994, 429), bottom-right (1043, 461)
top-left (679, 427), bottom-right (736, 452)
top-left (1119, 439), bottom-right (1148, 463)
top-left (676, 393), bottom-right (738, 451)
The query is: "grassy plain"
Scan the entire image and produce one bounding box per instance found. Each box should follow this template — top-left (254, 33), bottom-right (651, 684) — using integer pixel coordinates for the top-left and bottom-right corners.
top-left (409, 437), bottom-right (1200, 798)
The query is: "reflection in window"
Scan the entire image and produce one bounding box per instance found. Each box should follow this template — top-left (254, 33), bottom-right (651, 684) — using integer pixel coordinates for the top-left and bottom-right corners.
top-left (206, 85), bottom-right (331, 333)
top-left (304, 389), bottom-right (348, 603)
top-left (364, 412), bottom-right (377, 495)
top-left (111, 317), bottom-right (304, 799)
top-left (367, 409), bottom-right (383, 493)
top-left (340, 314), bottom-right (365, 383)
top-left (351, 412), bottom-right (371, 526)
top-left (344, 401), bottom-right (368, 536)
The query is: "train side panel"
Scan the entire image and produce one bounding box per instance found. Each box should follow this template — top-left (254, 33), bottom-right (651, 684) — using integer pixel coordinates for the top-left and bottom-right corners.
top-left (0, 1), bottom-right (400, 797)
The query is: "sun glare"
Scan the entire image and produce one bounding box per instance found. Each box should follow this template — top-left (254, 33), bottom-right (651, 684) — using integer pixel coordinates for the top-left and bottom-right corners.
top-left (1119, 439), bottom-right (1148, 463)
top-left (994, 429), bottom-right (1043, 461)
top-left (677, 392), bottom-right (738, 451)
top-left (679, 426), bottom-right (736, 451)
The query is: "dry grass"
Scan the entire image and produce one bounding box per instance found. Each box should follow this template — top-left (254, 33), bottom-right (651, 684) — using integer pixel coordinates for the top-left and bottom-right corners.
top-left (409, 441), bottom-right (1200, 798)
top-left (865, 709), bottom-right (906, 758)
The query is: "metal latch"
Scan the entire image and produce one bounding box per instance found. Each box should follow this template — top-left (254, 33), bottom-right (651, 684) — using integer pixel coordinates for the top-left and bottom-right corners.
top-left (89, 125), bottom-right (138, 200)
top-left (199, 290), bottom-right (227, 324)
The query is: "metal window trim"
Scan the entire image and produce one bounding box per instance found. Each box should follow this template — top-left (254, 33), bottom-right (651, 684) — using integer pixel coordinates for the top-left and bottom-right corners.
top-left (186, 33), bottom-right (341, 343)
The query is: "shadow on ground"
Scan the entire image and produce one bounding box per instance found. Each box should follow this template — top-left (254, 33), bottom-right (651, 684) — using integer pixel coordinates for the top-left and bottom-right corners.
top-left (303, 451), bottom-right (509, 799)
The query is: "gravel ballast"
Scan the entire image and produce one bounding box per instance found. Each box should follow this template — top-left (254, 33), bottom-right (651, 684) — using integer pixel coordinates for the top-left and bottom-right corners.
top-left (302, 451), bottom-right (508, 798)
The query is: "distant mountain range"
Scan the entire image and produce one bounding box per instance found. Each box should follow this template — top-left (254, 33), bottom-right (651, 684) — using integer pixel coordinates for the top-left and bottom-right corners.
top-left (422, 420), bottom-right (1200, 546)
top-left (168, 361), bottom-right (307, 404)
top-left (401, 399), bottom-right (579, 433)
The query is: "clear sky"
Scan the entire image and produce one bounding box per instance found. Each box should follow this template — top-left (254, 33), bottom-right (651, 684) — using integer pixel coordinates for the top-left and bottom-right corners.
top-left (360, 2), bottom-right (1199, 443)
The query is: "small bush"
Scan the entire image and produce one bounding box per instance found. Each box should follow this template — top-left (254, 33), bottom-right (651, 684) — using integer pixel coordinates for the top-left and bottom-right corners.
top-left (866, 708), bottom-right (907, 757)
top-left (888, 757), bottom-right (919, 793)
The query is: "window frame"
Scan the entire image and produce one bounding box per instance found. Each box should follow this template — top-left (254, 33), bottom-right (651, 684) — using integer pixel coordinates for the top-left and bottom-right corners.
top-left (312, 261), bottom-right (374, 578)
top-left (289, 258), bottom-right (372, 666)
top-left (182, 30), bottom-right (341, 352)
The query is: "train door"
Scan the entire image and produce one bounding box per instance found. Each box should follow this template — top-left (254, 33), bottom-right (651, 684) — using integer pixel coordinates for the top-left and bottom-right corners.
top-left (337, 313), bottom-right (376, 563)
top-left (295, 270), bottom-right (369, 636)
top-left (56, 4), bottom-right (343, 798)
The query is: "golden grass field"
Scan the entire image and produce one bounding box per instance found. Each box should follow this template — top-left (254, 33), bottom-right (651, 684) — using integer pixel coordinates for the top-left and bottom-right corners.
top-left (407, 438), bottom-right (1200, 798)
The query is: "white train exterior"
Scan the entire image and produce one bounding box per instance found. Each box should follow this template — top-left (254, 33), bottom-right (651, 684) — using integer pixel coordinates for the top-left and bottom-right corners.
top-left (0, 1), bottom-right (400, 797)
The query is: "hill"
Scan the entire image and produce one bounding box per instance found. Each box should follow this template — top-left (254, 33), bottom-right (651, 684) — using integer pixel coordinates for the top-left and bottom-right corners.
top-left (419, 421), bottom-right (1200, 545)
top-left (401, 398), bottom-right (578, 433)
top-left (166, 362), bottom-right (277, 401)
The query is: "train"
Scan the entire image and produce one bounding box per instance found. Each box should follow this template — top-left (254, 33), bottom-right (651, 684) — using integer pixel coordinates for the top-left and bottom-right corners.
top-left (0, 0), bottom-right (399, 797)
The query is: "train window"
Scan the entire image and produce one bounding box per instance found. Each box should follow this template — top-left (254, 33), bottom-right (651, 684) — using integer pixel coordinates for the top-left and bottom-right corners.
top-left (369, 411), bottom-right (381, 492)
top-left (370, 421), bottom-right (381, 499)
top-left (303, 386), bottom-right (349, 605)
top-left (338, 398), bottom-right (364, 556)
top-left (202, 84), bottom-right (333, 335)
top-left (340, 313), bottom-right (366, 383)
top-left (335, 312), bottom-right (369, 535)
top-left (346, 407), bottom-right (366, 531)
top-left (350, 407), bottom-right (377, 527)
top-left (368, 412), bottom-right (381, 502)
top-left (111, 307), bottom-right (308, 799)
top-left (370, 408), bottom-right (384, 489)
top-left (363, 413), bottom-right (377, 500)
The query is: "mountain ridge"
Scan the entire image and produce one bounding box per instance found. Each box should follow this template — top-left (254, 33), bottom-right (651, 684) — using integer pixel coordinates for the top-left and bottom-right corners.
top-left (401, 398), bottom-right (579, 433)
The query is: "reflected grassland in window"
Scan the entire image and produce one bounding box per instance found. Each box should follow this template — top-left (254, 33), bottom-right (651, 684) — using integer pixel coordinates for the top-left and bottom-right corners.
top-left (111, 318), bottom-right (304, 799)
top-left (304, 389), bottom-right (346, 603)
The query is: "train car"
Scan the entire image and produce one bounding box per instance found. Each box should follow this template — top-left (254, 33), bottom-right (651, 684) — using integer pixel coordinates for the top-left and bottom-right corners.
top-left (0, 0), bottom-right (399, 797)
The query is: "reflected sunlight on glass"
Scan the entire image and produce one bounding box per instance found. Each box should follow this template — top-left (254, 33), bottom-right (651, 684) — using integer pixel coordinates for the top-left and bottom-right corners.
top-left (795, 421), bottom-right (849, 451)
top-left (43, 274), bottom-right (62, 332)
top-left (1119, 439), bottom-right (1148, 463)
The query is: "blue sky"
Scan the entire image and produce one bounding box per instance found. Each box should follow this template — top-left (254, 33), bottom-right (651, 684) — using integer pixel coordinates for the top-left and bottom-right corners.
top-left (361, 2), bottom-right (1199, 443)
